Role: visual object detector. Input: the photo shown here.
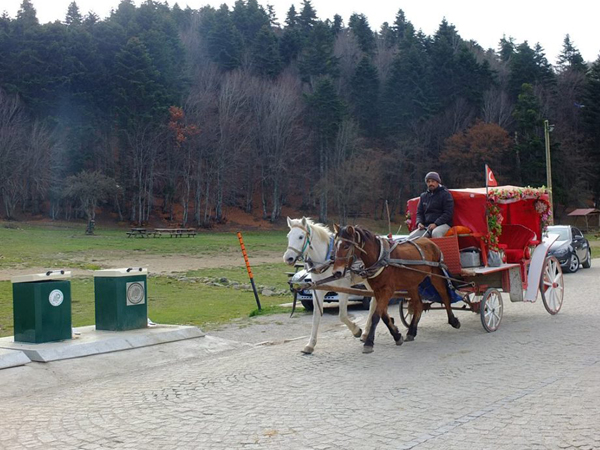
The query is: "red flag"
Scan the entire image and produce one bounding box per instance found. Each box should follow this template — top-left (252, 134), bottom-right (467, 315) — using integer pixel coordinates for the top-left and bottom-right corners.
top-left (486, 165), bottom-right (498, 187)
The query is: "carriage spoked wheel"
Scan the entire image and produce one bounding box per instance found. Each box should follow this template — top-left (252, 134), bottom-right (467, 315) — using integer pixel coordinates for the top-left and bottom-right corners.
top-left (480, 288), bottom-right (503, 332)
top-left (398, 298), bottom-right (413, 329)
top-left (540, 255), bottom-right (564, 315)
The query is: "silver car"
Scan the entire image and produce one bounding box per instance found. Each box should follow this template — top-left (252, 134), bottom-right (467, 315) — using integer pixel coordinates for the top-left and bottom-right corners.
top-left (288, 268), bottom-right (371, 311)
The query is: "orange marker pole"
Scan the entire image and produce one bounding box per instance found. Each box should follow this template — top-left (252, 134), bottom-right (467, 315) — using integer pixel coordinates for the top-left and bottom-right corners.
top-left (237, 232), bottom-right (262, 310)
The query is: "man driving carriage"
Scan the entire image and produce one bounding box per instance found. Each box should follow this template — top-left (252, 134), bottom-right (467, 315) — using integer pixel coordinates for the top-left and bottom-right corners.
top-left (409, 171), bottom-right (454, 239)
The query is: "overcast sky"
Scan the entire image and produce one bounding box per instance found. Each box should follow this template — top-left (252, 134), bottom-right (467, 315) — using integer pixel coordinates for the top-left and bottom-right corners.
top-left (3, 0), bottom-right (599, 64)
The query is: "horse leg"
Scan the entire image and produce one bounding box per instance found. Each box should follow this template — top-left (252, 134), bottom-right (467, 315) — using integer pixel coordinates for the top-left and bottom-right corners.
top-left (381, 307), bottom-right (403, 346)
top-left (337, 292), bottom-right (362, 338)
top-left (302, 290), bottom-right (324, 354)
top-left (363, 295), bottom-right (388, 353)
top-left (362, 311), bottom-right (379, 353)
top-left (432, 274), bottom-right (461, 329)
top-left (406, 289), bottom-right (424, 341)
top-left (361, 295), bottom-right (377, 342)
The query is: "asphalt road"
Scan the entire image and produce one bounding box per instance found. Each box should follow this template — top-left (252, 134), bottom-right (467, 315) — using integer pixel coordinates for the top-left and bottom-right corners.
top-left (0, 261), bottom-right (598, 449)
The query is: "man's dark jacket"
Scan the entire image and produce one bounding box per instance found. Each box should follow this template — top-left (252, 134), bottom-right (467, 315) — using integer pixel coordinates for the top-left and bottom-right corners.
top-left (416, 185), bottom-right (454, 227)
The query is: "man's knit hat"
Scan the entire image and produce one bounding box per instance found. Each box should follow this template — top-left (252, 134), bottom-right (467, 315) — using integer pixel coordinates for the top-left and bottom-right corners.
top-left (424, 171), bottom-right (441, 183)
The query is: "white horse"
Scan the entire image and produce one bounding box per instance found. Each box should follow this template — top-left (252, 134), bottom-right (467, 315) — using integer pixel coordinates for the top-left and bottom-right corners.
top-left (283, 217), bottom-right (374, 354)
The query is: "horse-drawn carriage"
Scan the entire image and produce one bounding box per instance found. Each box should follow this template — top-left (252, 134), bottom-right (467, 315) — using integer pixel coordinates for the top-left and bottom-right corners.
top-left (399, 185), bottom-right (563, 332)
top-left (285, 185), bottom-right (564, 354)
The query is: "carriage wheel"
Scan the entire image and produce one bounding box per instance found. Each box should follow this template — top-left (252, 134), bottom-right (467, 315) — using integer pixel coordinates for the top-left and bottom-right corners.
top-left (540, 256), bottom-right (564, 315)
top-left (398, 298), bottom-right (413, 329)
top-left (480, 288), bottom-right (503, 333)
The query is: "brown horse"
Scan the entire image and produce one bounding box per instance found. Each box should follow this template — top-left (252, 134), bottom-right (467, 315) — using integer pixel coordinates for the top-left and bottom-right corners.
top-left (332, 224), bottom-right (460, 353)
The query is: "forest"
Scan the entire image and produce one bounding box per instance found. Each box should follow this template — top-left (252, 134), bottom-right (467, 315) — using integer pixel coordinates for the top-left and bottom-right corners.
top-left (1, 0), bottom-right (599, 226)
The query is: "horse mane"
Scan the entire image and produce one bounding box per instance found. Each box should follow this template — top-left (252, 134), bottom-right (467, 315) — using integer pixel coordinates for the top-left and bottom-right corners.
top-left (353, 225), bottom-right (376, 244)
top-left (289, 217), bottom-right (332, 242)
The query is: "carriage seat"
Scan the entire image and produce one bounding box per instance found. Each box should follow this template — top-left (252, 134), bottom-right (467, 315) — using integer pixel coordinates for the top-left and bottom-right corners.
top-left (498, 224), bottom-right (538, 263)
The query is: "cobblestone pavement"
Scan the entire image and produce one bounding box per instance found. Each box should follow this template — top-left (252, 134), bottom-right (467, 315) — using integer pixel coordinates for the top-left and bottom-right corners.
top-left (1, 263), bottom-right (599, 449)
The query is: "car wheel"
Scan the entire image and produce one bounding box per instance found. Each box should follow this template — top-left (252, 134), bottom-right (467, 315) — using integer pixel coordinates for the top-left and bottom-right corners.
top-left (361, 297), bottom-right (371, 310)
top-left (565, 253), bottom-right (580, 273)
top-left (582, 249), bottom-right (592, 269)
top-left (300, 299), bottom-right (314, 311)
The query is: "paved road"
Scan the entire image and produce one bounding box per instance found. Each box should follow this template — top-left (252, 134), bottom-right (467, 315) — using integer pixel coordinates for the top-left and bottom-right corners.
top-left (1, 263), bottom-right (599, 449)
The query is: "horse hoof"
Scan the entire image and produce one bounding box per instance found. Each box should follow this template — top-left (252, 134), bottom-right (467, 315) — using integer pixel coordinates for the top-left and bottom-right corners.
top-left (353, 328), bottom-right (362, 338)
top-left (301, 346), bottom-right (314, 354)
top-left (360, 334), bottom-right (367, 342)
top-left (406, 335), bottom-right (415, 342)
top-left (451, 318), bottom-right (461, 329)
top-left (362, 345), bottom-right (374, 354)
top-left (395, 335), bottom-right (404, 346)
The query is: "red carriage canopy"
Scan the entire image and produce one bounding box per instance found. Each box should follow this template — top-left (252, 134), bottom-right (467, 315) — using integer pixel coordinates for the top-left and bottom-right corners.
top-left (406, 186), bottom-right (550, 239)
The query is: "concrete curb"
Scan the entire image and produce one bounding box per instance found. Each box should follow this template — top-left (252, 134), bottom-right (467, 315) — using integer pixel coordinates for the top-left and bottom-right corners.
top-left (0, 348), bottom-right (31, 369)
top-left (0, 324), bottom-right (205, 363)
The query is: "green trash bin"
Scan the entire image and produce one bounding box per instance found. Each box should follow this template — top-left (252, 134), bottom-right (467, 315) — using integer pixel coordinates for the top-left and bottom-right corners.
top-left (94, 268), bottom-right (148, 331)
top-left (12, 270), bottom-right (72, 343)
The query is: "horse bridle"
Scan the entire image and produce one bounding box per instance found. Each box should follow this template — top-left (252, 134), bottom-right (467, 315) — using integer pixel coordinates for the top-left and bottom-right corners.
top-left (287, 224), bottom-right (313, 263)
top-left (334, 230), bottom-right (367, 272)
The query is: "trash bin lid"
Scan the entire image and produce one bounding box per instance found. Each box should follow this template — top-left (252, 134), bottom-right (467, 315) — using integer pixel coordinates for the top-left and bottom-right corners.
top-left (11, 270), bottom-right (72, 283)
top-left (93, 268), bottom-right (148, 277)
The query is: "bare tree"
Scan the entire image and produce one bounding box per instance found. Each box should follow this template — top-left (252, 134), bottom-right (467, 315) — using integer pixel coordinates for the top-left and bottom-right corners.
top-left (251, 74), bottom-right (305, 222)
top-left (482, 87), bottom-right (514, 128)
top-left (65, 170), bottom-right (118, 233)
top-left (214, 70), bottom-right (253, 222)
top-left (124, 122), bottom-right (164, 225)
top-left (334, 30), bottom-right (362, 97)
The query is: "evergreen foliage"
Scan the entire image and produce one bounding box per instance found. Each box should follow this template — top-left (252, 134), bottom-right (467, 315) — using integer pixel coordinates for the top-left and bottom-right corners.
top-left (557, 35), bottom-right (587, 73)
top-left (0, 1), bottom-right (598, 223)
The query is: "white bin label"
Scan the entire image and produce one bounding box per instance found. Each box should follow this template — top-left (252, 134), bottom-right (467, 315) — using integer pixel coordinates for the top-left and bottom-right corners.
top-left (126, 281), bottom-right (146, 306)
top-left (49, 289), bottom-right (64, 307)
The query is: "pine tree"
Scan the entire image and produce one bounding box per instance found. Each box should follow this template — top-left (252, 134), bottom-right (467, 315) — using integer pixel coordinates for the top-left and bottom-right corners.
top-left (306, 77), bottom-right (346, 222)
top-left (65, 2), bottom-right (82, 26)
top-left (252, 25), bottom-right (282, 78)
top-left (428, 19), bottom-right (461, 111)
top-left (207, 5), bottom-right (244, 71)
top-left (498, 35), bottom-right (515, 62)
top-left (331, 14), bottom-right (343, 35)
top-left (533, 43), bottom-right (554, 85)
top-left (279, 27), bottom-right (303, 64)
top-left (508, 41), bottom-right (554, 98)
top-left (298, 0), bottom-right (316, 35)
top-left (16, 0), bottom-right (38, 29)
top-left (350, 56), bottom-right (379, 136)
top-left (348, 13), bottom-right (375, 55)
top-left (113, 36), bottom-right (169, 129)
top-left (557, 34), bottom-right (587, 73)
top-left (231, 0), bottom-right (270, 44)
top-left (379, 22), bottom-right (396, 49)
top-left (393, 9), bottom-right (410, 46)
top-left (298, 21), bottom-right (338, 86)
top-left (512, 83), bottom-right (545, 185)
top-left (284, 5), bottom-right (297, 28)
top-left (381, 23), bottom-right (432, 135)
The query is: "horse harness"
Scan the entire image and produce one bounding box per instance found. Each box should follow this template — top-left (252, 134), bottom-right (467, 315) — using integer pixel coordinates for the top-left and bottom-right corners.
top-left (338, 234), bottom-right (447, 279)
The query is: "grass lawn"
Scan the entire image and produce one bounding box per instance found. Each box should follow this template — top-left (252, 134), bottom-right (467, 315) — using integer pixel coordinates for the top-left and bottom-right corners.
top-left (0, 222), bottom-right (288, 269)
top-left (0, 222), bottom-right (293, 338)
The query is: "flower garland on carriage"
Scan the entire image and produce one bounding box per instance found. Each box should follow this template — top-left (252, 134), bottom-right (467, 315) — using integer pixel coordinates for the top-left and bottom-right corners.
top-left (485, 186), bottom-right (551, 251)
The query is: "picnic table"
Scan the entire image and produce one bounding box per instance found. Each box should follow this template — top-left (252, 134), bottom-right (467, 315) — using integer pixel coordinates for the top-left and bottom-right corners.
top-left (126, 228), bottom-right (150, 238)
top-left (153, 228), bottom-right (197, 238)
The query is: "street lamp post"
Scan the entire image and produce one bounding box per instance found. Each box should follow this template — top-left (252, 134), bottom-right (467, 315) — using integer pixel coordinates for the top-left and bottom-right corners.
top-left (544, 119), bottom-right (554, 224)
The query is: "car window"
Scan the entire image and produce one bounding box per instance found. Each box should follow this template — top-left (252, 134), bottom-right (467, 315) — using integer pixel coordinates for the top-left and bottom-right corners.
top-left (572, 227), bottom-right (583, 238)
top-left (548, 226), bottom-right (569, 240)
